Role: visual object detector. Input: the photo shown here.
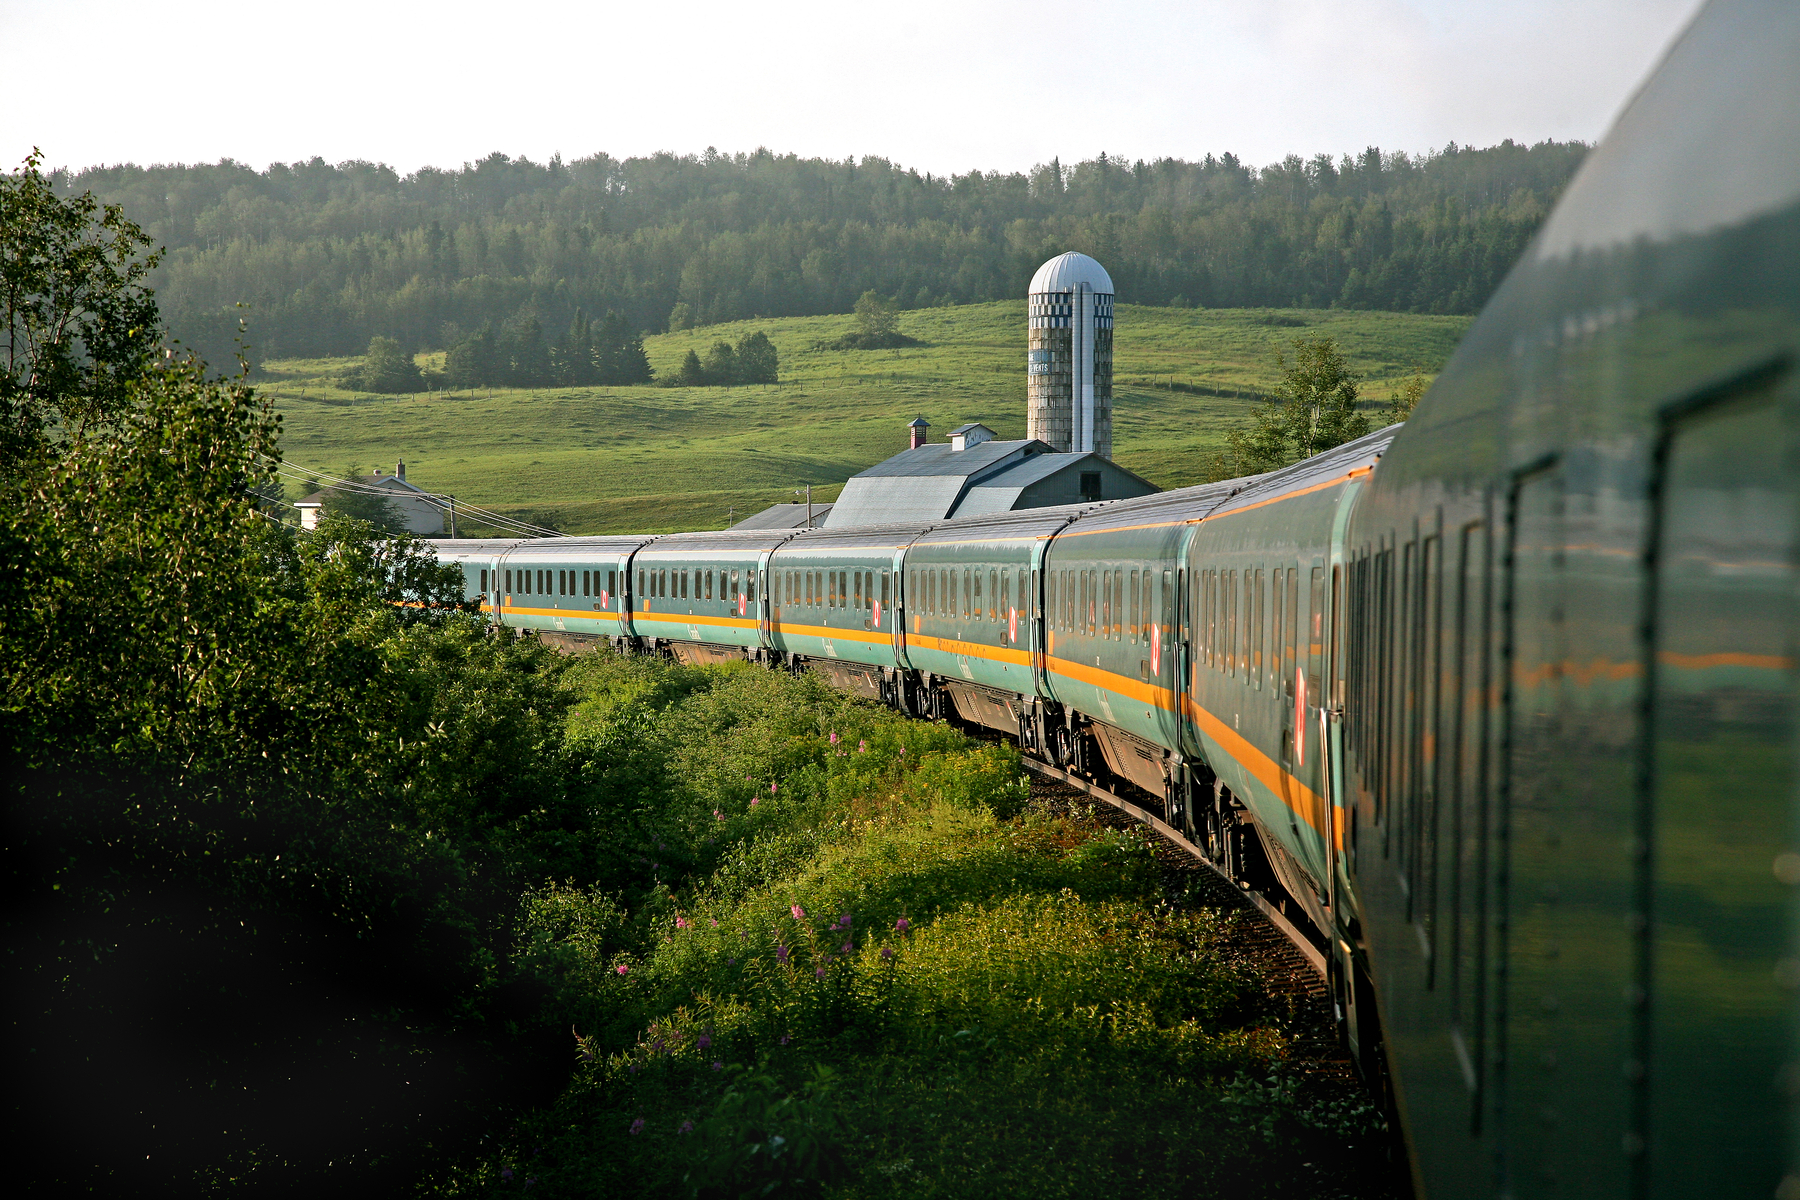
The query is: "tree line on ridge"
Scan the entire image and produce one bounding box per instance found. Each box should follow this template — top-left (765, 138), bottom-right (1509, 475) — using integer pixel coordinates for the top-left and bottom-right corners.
top-left (47, 141), bottom-right (1588, 368)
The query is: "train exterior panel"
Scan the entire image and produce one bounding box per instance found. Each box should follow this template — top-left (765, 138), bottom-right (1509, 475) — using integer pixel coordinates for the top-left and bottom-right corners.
top-left (901, 508), bottom-right (1080, 732)
top-left (627, 530), bottom-right (793, 660)
top-left (1039, 487), bottom-right (1224, 789)
top-left (1181, 433), bottom-right (1391, 938)
top-left (493, 536), bottom-right (651, 638)
top-left (768, 524), bottom-right (916, 680)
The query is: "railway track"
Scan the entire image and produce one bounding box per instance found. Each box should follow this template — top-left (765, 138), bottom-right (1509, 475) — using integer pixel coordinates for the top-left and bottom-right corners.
top-left (1018, 756), bottom-right (1327, 977)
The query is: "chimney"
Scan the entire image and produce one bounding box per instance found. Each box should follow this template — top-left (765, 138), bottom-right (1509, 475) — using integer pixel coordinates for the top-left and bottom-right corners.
top-left (396, 458), bottom-right (406, 481)
top-left (908, 417), bottom-right (929, 450)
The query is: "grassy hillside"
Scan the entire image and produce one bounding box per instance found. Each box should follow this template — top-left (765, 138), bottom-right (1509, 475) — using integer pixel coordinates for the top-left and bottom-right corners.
top-left (260, 303), bottom-right (1472, 535)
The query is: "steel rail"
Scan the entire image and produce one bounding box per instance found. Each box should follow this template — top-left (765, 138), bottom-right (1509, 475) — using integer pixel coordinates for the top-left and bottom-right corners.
top-left (1018, 756), bottom-right (1328, 978)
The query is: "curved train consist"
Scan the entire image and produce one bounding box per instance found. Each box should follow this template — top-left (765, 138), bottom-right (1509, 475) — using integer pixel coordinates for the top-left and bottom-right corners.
top-left (432, 2), bottom-right (1799, 1193)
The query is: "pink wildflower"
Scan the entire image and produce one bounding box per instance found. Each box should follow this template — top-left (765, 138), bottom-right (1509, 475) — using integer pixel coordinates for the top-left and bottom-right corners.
top-left (841, 940), bottom-right (853, 955)
top-left (815, 967), bottom-right (826, 978)
top-left (881, 947), bottom-right (894, 960)
top-left (616, 963), bottom-right (629, 975)
top-left (830, 732), bottom-right (839, 745)
top-left (675, 916), bottom-right (690, 930)
top-left (750, 797), bottom-right (759, 807)
top-left (771, 781), bottom-right (778, 793)
top-left (629, 1118), bottom-right (645, 1135)
top-left (895, 917), bottom-right (911, 933)
top-left (714, 809), bottom-right (723, 821)
top-left (791, 904), bottom-right (806, 919)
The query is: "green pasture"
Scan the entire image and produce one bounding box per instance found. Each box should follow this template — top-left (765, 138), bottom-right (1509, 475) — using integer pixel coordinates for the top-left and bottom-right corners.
top-left (258, 303), bottom-right (1472, 535)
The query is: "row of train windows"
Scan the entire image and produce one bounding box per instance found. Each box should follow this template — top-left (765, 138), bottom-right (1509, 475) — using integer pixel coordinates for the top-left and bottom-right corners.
top-left (1047, 567), bottom-right (1168, 646)
top-left (484, 568), bottom-right (618, 599)
top-left (906, 565), bottom-right (1031, 626)
top-left (1193, 565), bottom-right (1325, 692)
top-left (638, 567), bottom-right (752, 603)
top-left (777, 568), bottom-right (887, 612)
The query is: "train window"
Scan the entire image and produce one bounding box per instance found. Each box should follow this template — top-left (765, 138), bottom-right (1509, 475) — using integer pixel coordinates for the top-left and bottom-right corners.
top-left (608, 570), bottom-right (616, 601)
top-left (1078, 571), bottom-right (1088, 635)
top-left (730, 569), bottom-right (740, 603)
top-left (971, 569), bottom-right (982, 620)
top-left (504, 569), bottom-right (512, 593)
top-left (1309, 565), bottom-right (1325, 696)
top-left (1162, 569), bottom-right (1173, 661)
top-left (1088, 570), bottom-right (1097, 635)
top-left (480, 568), bottom-right (488, 594)
top-left (1200, 570), bottom-right (1212, 665)
top-left (1254, 568), bottom-right (1266, 688)
top-left (853, 571), bottom-right (862, 609)
top-left (637, 568), bottom-right (645, 597)
top-left (747, 572), bottom-right (756, 605)
top-left (1128, 570), bottom-right (1139, 642)
top-left (1271, 568), bottom-right (1284, 683)
top-left (1287, 568), bottom-right (1300, 694)
top-left (1109, 569), bottom-right (1120, 639)
top-left (1000, 572), bottom-right (1011, 636)
top-left (881, 570), bottom-right (890, 612)
top-left (1229, 569), bottom-right (1240, 676)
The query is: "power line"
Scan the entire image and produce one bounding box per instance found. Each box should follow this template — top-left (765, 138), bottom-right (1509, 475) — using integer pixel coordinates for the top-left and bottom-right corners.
top-left (263, 456), bottom-right (561, 538)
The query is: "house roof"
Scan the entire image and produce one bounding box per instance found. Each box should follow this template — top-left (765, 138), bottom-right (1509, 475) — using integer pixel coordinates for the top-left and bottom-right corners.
top-left (947, 422), bottom-right (994, 437)
top-left (825, 438), bottom-right (1052, 528)
top-left (294, 473), bottom-right (429, 507)
top-left (844, 438), bottom-right (1047, 479)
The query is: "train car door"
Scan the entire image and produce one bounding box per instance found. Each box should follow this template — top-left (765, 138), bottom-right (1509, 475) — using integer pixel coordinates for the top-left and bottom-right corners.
top-left (1642, 360), bottom-right (1798, 1200)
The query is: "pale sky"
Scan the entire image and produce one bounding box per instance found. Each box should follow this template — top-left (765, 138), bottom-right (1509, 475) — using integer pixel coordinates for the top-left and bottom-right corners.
top-left (3, 0), bottom-right (1707, 177)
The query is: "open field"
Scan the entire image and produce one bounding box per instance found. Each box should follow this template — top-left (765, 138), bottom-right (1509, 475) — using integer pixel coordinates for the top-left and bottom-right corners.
top-left (259, 303), bottom-right (1473, 535)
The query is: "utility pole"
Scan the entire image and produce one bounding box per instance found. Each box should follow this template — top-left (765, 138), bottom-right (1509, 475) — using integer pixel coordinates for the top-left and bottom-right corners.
top-left (795, 484), bottom-right (813, 528)
top-left (449, 495), bottom-right (458, 538)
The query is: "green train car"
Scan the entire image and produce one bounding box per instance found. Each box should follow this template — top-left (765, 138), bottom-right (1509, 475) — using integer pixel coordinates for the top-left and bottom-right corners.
top-left (1341, 0), bottom-right (1800, 1193)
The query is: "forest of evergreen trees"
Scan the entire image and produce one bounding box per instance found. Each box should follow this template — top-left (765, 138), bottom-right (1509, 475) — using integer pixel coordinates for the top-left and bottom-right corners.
top-left (52, 141), bottom-right (1588, 368)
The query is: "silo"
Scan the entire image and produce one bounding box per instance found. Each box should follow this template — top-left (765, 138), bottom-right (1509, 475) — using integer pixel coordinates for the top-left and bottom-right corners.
top-left (1026, 251), bottom-right (1115, 458)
